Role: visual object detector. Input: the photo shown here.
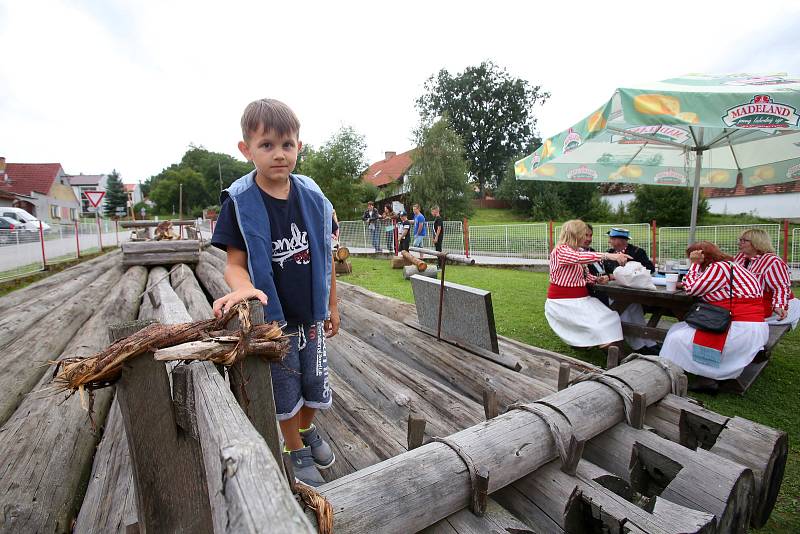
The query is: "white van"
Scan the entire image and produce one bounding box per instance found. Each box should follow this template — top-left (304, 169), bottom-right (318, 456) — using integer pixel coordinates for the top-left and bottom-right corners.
top-left (0, 207), bottom-right (51, 232)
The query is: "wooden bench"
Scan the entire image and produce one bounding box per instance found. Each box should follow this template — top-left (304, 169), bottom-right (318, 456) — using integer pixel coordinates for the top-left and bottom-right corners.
top-left (720, 323), bottom-right (792, 395)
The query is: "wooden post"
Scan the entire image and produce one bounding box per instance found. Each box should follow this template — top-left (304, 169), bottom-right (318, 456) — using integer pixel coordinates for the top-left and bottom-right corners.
top-left (111, 319), bottom-right (214, 534)
top-left (481, 383), bottom-right (498, 420)
top-left (462, 217), bottom-right (469, 257)
top-left (606, 345), bottom-right (620, 369)
top-left (557, 362), bottom-right (571, 391)
top-left (407, 411), bottom-right (427, 450)
top-left (225, 299), bottom-right (285, 473)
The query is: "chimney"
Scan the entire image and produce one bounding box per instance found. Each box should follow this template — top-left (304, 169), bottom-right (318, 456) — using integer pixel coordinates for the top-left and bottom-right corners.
top-left (385, 151), bottom-right (396, 161)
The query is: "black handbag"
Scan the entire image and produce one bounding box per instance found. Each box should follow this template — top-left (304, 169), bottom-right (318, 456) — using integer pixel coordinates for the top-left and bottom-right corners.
top-left (684, 262), bottom-right (734, 333)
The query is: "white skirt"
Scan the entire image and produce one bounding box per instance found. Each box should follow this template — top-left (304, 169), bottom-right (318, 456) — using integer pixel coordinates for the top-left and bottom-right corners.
top-left (619, 302), bottom-right (658, 350)
top-left (545, 296), bottom-right (623, 347)
top-left (766, 297), bottom-right (800, 329)
top-left (659, 321), bottom-right (769, 380)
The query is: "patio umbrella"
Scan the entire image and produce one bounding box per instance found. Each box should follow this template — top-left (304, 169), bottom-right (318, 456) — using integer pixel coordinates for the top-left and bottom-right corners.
top-left (515, 73), bottom-right (800, 243)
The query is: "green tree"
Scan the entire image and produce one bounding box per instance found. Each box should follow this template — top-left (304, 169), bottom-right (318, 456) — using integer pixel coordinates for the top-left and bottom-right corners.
top-left (148, 167), bottom-right (207, 216)
top-left (416, 61), bottom-right (549, 197)
top-left (103, 170), bottom-right (128, 217)
top-left (628, 185), bottom-right (709, 226)
top-left (299, 126), bottom-right (369, 219)
top-left (409, 118), bottom-right (473, 220)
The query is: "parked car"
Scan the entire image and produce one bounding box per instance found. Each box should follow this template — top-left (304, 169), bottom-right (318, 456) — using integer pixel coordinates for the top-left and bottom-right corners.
top-left (0, 216), bottom-right (21, 244)
top-left (0, 207), bottom-right (51, 233)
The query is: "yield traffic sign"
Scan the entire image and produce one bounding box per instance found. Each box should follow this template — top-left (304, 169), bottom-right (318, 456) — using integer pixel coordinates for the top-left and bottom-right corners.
top-left (84, 190), bottom-right (106, 208)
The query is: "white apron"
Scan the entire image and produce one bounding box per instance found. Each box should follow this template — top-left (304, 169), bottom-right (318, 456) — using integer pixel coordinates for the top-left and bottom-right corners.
top-left (545, 296), bottom-right (623, 347)
top-left (659, 321), bottom-right (769, 380)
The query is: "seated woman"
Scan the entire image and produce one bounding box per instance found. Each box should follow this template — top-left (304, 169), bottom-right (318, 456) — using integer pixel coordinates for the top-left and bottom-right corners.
top-left (735, 228), bottom-right (799, 329)
top-left (660, 241), bottom-right (768, 380)
top-left (545, 220), bottom-right (631, 348)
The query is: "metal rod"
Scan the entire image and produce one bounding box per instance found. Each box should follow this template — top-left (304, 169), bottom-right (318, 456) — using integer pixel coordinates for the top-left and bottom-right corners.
top-left (437, 260), bottom-right (446, 340)
top-left (605, 126), bottom-right (688, 150)
top-left (689, 129), bottom-right (704, 245)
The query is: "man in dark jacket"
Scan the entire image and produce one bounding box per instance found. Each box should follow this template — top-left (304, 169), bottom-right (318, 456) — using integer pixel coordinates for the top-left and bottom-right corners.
top-left (604, 227), bottom-right (655, 274)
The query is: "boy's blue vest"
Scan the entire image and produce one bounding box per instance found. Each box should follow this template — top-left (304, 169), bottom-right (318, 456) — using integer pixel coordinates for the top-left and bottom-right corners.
top-left (221, 171), bottom-right (333, 324)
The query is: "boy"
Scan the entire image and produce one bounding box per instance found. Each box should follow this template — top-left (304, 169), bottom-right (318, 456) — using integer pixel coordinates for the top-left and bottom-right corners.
top-left (412, 203), bottom-right (427, 247)
top-left (211, 98), bottom-right (339, 487)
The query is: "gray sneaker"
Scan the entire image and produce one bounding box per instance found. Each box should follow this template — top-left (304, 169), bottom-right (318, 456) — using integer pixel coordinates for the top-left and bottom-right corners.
top-left (286, 446), bottom-right (325, 487)
top-left (300, 424), bottom-right (336, 469)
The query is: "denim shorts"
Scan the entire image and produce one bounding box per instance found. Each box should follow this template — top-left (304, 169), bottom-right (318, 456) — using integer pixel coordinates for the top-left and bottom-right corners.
top-left (413, 235), bottom-right (424, 247)
top-left (270, 322), bottom-right (332, 420)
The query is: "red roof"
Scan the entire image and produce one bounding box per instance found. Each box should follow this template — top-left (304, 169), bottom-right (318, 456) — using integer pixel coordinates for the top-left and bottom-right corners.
top-left (124, 183), bottom-right (136, 192)
top-left (2, 163), bottom-right (63, 196)
top-left (362, 150), bottom-right (414, 187)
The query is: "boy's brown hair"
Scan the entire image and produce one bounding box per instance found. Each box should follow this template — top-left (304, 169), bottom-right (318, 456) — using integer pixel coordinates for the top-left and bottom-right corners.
top-left (241, 98), bottom-right (300, 141)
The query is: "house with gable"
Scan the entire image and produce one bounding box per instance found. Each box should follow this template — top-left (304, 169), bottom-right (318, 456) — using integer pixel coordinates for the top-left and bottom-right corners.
top-left (67, 173), bottom-right (109, 215)
top-left (362, 150), bottom-right (415, 210)
top-left (0, 158), bottom-right (81, 221)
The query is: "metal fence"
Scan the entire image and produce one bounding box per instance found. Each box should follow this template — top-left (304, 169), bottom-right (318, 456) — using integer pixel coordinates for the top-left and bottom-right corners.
top-left (791, 228), bottom-right (800, 273)
top-left (657, 224), bottom-right (781, 267)
top-left (0, 220), bottom-right (130, 282)
top-left (554, 223), bottom-right (652, 257)
top-left (467, 223), bottom-right (550, 259)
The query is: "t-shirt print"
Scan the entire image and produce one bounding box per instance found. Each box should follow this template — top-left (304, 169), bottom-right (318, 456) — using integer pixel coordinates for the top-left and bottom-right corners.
top-left (272, 222), bottom-right (311, 268)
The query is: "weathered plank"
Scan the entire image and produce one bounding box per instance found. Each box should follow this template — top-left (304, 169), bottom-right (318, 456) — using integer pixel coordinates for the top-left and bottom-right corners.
top-left (122, 240), bottom-right (201, 253)
top-left (314, 358), bottom-right (678, 534)
top-left (121, 251), bottom-right (200, 266)
top-left (0, 265), bottom-right (124, 427)
top-left (0, 266), bottom-right (147, 534)
top-left (188, 361), bottom-right (315, 533)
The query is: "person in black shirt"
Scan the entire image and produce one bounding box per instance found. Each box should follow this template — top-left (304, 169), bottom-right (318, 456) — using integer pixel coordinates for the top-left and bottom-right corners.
top-left (603, 227), bottom-right (655, 274)
top-left (431, 205), bottom-right (444, 267)
top-left (362, 201), bottom-right (380, 252)
top-left (398, 212), bottom-right (411, 252)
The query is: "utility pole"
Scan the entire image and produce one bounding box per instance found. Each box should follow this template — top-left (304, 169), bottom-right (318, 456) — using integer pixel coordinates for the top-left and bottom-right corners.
top-left (178, 182), bottom-right (183, 220)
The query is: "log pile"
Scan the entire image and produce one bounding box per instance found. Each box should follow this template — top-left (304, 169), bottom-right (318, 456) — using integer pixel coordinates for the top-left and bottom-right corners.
top-left (121, 239), bottom-right (201, 266)
top-left (0, 250), bottom-right (789, 534)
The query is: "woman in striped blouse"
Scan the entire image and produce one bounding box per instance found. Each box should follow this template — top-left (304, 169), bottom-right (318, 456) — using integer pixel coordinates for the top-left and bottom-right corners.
top-left (660, 241), bottom-right (768, 381)
top-left (735, 228), bottom-right (799, 329)
top-left (545, 220), bottom-right (632, 348)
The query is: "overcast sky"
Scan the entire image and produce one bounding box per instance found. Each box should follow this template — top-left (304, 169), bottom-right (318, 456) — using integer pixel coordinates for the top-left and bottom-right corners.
top-left (2, 0), bottom-right (799, 184)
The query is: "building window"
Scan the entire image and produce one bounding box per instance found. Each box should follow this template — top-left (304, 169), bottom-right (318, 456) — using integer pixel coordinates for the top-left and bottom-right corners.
top-left (50, 205), bottom-right (60, 219)
top-left (70, 208), bottom-right (78, 220)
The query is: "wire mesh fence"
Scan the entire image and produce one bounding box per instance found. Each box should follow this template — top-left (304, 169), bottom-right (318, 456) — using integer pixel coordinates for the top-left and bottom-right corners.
top-left (658, 224), bottom-right (781, 267)
top-left (554, 223), bottom-right (652, 257)
top-left (467, 223), bottom-right (550, 259)
top-left (791, 227), bottom-right (800, 273)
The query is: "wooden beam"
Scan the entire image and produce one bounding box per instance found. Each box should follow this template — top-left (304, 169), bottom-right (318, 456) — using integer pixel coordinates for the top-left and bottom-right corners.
top-left (407, 412), bottom-right (427, 450)
top-left (122, 240), bottom-right (201, 253)
top-left (121, 219), bottom-right (196, 228)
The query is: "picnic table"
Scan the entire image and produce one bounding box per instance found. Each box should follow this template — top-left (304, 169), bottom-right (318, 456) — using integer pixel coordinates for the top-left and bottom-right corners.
top-left (591, 281), bottom-right (790, 394)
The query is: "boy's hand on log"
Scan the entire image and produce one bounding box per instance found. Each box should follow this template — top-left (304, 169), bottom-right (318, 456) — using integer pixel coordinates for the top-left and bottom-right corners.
top-left (324, 307), bottom-right (340, 338)
top-left (212, 288), bottom-right (268, 318)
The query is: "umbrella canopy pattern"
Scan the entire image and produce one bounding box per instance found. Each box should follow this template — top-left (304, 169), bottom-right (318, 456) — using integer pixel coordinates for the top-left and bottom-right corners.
top-left (515, 74), bottom-right (800, 189)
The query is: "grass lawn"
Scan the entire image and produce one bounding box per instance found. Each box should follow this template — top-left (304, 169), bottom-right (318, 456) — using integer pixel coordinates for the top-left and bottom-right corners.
top-left (468, 207), bottom-right (533, 226)
top-left (344, 256), bottom-right (799, 532)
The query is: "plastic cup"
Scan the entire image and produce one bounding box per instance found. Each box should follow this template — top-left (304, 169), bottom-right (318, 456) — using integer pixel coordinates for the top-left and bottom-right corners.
top-left (665, 273), bottom-right (679, 292)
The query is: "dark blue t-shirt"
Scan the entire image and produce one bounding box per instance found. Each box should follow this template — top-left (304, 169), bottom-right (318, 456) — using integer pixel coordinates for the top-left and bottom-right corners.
top-left (212, 187), bottom-right (328, 325)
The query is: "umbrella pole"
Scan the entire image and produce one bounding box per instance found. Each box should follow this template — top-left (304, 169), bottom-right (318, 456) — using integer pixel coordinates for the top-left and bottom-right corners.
top-left (688, 130), bottom-right (704, 245)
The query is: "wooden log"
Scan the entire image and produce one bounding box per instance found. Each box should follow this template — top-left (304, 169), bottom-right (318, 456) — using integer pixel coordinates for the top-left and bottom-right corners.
top-left (120, 219), bottom-right (196, 228)
top-left (122, 240), bottom-right (201, 253)
top-left (0, 266), bottom-right (147, 534)
top-left (188, 361), bottom-right (315, 533)
top-left (646, 394), bottom-right (788, 528)
top-left (390, 256), bottom-right (411, 269)
top-left (201, 248), bottom-right (227, 273)
top-left (334, 261), bottom-right (352, 274)
top-left (122, 251), bottom-right (200, 266)
top-left (584, 422), bottom-right (755, 533)
top-left (170, 264), bottom-right (214, 320)
top-left (403, 265), bottom-right (437, 279)
top-left (196, 255), bottom-right (231, 300)
top-left (315, 358), bottom-right (678, 534)
top-left (327, 330), bottom-right (483, 437)
top-left (205, 244), bottom-right (228, 263)
top-left (0, 254), bottom-right (121, 351)
top-left (493, 459), bottom-right (715, 534)
top-left (0, 265), bottom-right (124, 427)
top-left (0, 249), bottom-right (120, 314)
top-left (337, 300), bottom-right (553, 409)
top-left (419, 499), bottom-right (539, 534)
top-left (113, 268), bottom-right (214, 534)
top-left (401, 250), bottom-right (427, 271)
